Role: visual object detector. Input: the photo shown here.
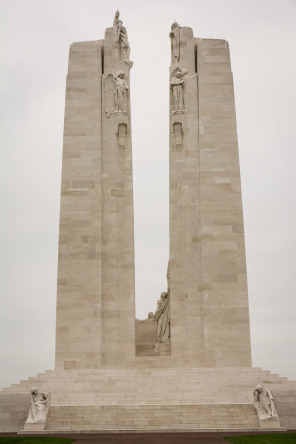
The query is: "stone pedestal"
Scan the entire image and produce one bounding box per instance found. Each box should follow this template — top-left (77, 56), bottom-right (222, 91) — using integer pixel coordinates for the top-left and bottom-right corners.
top-left (23, 422), bottom-right (46, 431)
top-left (259, 417), bottom-right (281, 429)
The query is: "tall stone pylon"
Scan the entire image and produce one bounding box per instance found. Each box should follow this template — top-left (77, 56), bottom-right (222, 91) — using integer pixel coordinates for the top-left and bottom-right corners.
top-left (169, 23), bottom-right (252, 366)
top-left (55, 12), bottom-right (135, 370)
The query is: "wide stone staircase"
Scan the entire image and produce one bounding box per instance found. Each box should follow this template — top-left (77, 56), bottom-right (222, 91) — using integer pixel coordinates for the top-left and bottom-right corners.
top-left (1, 361), bottom-right (296, 432)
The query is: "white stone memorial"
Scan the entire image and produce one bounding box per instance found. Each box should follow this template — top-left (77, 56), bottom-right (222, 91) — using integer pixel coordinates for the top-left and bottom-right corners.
top-left (0, 13), bottom-right (296, 434)
top-left (23, 388), bottom-right (49, 431)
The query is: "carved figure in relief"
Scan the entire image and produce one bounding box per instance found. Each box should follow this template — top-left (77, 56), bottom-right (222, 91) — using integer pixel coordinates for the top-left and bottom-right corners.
top-left (104, 71), bottom-right (128, 116)
top-left (114, 71), bottom-right (128, 112)
top-left (154, 291), bottom-right (170, 350)
top-left (169, 22), bottom-right (182, 64)
top-left (171, 70), bottom-right (187, 113)
top-left (26, 387), bottom-right (49, 424)
top-left (118, 122), bottom-right (127, 148)
top-left (253, 384), bottom-right (278, 420)
top-left (113, 10), bottom-right (133, 68)
top-left (173, 121), bottom-right (183, 145)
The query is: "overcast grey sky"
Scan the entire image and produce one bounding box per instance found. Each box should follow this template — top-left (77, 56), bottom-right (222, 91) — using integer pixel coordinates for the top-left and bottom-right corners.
top-left (0, 0), bottom-right (295, 389)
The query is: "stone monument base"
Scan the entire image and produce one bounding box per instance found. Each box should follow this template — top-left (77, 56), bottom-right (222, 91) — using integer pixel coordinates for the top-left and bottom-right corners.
top-left (136, 343), bottom-right (171, 357)
top-left (1, 361), bottom-right (296, 433)
top-left (135, 318), bottom-right (171, 357)
top-left (259, 417), bottom-right (282, 428)
top-left (23, 422), bottom-right (46, 431)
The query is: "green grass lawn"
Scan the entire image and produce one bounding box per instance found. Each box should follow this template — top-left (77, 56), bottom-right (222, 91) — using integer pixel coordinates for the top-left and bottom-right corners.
top-left (0, 439), bottom-right (75, 444)
top-left (225, 432), bottom-right (296, 444)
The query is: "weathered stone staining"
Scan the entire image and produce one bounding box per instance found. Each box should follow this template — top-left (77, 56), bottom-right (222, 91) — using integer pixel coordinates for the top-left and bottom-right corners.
top-left (173, 121), bottom-right (183, 145)
top-left (24, 387), bottom-right (49, 431)
top-left (118, 122), bottom-right (128, 148)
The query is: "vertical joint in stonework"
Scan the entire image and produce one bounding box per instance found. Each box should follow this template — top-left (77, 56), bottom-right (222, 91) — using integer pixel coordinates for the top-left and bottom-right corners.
top-left (101, 44), bottom-right (104, 74)
top-left (194, 40), bottom-right (198, 74)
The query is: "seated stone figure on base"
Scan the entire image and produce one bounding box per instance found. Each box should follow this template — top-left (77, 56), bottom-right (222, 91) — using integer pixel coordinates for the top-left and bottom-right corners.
top-left (25, 387), bottom-right (49, 425)
top-left (253, 384), bottom-right (278, 420)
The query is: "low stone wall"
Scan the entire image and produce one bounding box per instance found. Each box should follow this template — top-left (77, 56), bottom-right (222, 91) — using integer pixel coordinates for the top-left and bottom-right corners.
top-left (274, 389), bottom-right (296, 429)
top-left (0, 393), bottom-right (29, 433)
top-left (46, 404), bottom-right (259, 431)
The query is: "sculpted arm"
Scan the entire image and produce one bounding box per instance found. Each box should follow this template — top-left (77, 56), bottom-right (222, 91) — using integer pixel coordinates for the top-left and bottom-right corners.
top-left (253, 389), bottom-right (259, 403)
top-left (266, 389), bottom-right (277, 416)
top-left (171, 79), bottom-right (184, 87)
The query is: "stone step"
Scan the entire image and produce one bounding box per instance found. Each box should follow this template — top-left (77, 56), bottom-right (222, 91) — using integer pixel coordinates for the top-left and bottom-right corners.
top-left (2, 367), bottom-right (292, 390)
top-left (3, 379), bottom-right (295, 393)
top-left (46, 404), bottom-right (259, 431)
top-left (1, 368), bottom-right (295, 433)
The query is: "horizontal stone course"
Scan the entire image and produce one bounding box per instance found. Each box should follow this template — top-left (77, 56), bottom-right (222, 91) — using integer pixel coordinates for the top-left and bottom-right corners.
top-left (44, 404), bottom-right (258, 431)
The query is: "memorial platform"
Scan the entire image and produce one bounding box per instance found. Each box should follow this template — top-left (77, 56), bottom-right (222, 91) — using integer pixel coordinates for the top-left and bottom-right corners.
top-left (1, 361), bottom-right (296, 432)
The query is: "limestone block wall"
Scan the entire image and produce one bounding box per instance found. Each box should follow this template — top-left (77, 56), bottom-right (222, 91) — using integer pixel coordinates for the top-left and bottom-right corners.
top-left (197, 38), bottom-right (251, 366)
top-left (274, 389), bottom-right (296, 429)
top-left (55, 40), bottom-right (104, 370)
top-left (169, 29), bottom-right (251, 366)
top-left (100, 27), bottom-right (135, 364)
top-left (55, 27), bottom-right (135, 370)
top-left (0, 393), bottom-right (29, 433)
top-left (169, 27), bottom-right (204, 361)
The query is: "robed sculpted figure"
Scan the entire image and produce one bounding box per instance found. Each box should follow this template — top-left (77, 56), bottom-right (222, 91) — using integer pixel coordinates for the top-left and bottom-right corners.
top-left (171, 71), bottom-right (185, 112)
top-left (153, 262), bottom-right (171, 350)
top-left (169, 22), bottom-right (182, 65)
top-left (104, 71), bottom-right (128, 117)
top-left (253, 384), bottom-right (278, 420)
top-left (154, 292), bottom-right (170, 348)
top-left (113, 11), bottom-right (133, 67)
top-left (26, 387), bottom-right (49, 424)
top-left (113, 71), bottom-right (128, 111)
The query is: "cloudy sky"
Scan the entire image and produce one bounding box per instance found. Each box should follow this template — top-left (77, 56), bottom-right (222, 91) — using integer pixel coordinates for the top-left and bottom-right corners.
top-left (0, 0), bottom-right (295, 389)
